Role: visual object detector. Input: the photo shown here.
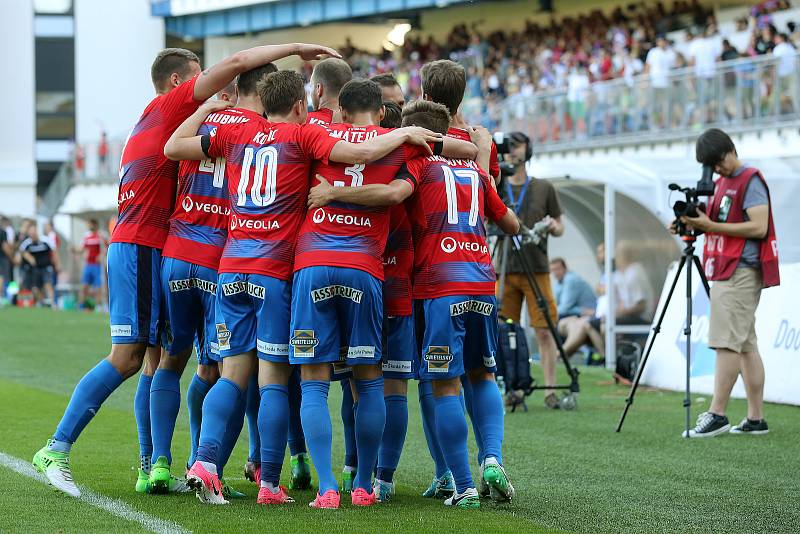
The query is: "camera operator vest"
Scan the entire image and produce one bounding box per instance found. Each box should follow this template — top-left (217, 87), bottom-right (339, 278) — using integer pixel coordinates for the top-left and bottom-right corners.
top-left (703, 167), bottom-right (779, 287)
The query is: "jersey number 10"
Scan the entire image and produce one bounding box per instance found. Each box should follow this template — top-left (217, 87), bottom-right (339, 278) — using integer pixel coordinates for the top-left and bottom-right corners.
top-left (237, 146), bottom-right (278, 207)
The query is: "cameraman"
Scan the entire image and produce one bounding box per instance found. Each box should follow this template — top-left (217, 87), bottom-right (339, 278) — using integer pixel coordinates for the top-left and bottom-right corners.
top-left (496, 132), bottom-right (565, 409)
top-left (679, 128), bottom-right (780, 438)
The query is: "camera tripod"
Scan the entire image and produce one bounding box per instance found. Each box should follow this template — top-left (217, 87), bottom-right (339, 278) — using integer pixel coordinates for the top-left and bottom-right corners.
top-left (616, 235), bottom-right (710, 437)
top-left (495, 233), bottom-right (580, 410)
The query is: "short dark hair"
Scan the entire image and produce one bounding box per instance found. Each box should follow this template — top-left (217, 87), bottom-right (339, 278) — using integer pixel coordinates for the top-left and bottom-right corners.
top-left (311, 58), bottom-right (353, 97)
top-left (370, 73), bottom-right (400, 89)
top-left (237, 63), bottom-right (278, 96)
top-left (381, 101), bottom-right (402, 129)
top-left (88, 218), bottom-right (99, 227)
top-left (257, 71), bottom-right (305, 116)
top-left (696, 128), bottom-right (736, 166)
top-left (401, 100), bottom-right (451, 135)
top-left (550, 257), bottom-right (567, 269)
top-left (151, 48), bottom-right (200, 92)
top-left (339, 79), bottom-right (383, 114)
top-left (420, 60), bottom-right (466, 116)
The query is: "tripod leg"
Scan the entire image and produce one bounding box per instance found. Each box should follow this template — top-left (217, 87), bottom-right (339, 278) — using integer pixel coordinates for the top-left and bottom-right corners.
top-left (684, 249), bottom-right (695, 438)
top-left (616, 254), bottom-right (688, 432)
top-left (691, 253), bottom-right (711, 296)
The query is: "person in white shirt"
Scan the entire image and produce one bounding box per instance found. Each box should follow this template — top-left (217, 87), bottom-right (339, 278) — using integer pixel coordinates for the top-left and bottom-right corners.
top-left (645, 35), bottom-right (677, 127)
top-left (688, 26), bottom-right (722, 123)
top-left (772, 32), bottom-right (797, 112)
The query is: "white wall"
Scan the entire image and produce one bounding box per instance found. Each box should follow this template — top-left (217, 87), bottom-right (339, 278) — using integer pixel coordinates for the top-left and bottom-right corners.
top-left (75, 0), bottom-right (165, 150)
top-left (0, 0), bottom-right (36, 217)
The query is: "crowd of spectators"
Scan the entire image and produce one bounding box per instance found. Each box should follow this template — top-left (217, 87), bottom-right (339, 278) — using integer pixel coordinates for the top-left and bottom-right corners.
top-left (0, 216), bottom-right (60, 307)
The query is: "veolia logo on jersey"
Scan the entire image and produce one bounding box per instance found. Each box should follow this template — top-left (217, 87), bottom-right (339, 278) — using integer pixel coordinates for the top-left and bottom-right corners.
top-left (311, 208), bottom-right (372, 227)
top-left (440, 237), bottom-right (488, 255)
top-left (230, 215), bottom-right (280, 232)
top-left (182, 196), bottom-right (230, 216)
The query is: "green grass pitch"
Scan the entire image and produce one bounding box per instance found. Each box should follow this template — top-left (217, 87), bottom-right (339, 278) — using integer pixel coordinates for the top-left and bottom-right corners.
top-left (0, 307), bottom-right (798, 533)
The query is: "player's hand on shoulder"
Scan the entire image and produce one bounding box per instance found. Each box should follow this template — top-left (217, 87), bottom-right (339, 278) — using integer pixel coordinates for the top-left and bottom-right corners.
top-left (397, 126), bottom-right (442, 154)
top-left (199, 99), bottom-right (233, 115)
top-left (468, 126), bottom-right (492, 151)
top-left (308, 174), bottom-right (335, 209)
top-left (296, 43), bottom-right (341, 61)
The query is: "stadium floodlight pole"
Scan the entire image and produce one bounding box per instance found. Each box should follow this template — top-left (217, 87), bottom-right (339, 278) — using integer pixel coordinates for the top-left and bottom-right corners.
top-left (615, 235), bottom-right (710, 436)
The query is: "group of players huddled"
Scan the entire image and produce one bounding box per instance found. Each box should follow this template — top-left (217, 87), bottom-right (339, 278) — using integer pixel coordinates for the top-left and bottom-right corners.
top-left (33, 41), bottom-right (520, 510)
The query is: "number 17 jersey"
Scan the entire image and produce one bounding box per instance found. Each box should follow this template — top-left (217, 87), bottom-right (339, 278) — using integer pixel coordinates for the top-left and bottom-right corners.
top-left (205, 110), bottom-right (341, 280)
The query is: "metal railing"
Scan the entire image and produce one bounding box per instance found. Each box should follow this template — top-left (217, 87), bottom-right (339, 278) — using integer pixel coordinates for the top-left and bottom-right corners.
top-left (465, 52), bottom-right (800, 153)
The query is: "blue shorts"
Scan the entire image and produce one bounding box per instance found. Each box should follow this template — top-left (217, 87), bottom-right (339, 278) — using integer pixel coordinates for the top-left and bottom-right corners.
top-left (418, 295), bottom-right (499, 380)
top-left (382, 314), bottom-right (417, 379)
top-left (160, 257), bottom-right (220, 365)
top-left (108, 243), bottom-right (162, 345)
top-left (81, 264), bottom-right (102, 288)
top-left (290, 266), bottom-right (382, 367)
top-left (215, 272), bottom-right (291, 362)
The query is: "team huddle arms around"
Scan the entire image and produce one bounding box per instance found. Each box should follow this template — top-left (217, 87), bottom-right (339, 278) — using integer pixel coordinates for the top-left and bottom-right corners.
top-left (32, 40), bottom-right (521, 510)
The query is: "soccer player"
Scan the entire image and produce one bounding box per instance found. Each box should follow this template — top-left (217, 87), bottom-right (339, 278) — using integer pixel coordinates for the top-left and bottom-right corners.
top-left (371, 73), bottom-right (405, 108)
top-left (32, 42), bottom-right (339, 499)
top-left (148, 64), bottom-right (276, 497)
top-left (307, 57), bottom-right (352, 125)
top-left (74, 219), bottom-right (105, 309)
top-left (307, 100), bottom-right (520, 508)
top-left (164, 70), bottom-right (440, 505)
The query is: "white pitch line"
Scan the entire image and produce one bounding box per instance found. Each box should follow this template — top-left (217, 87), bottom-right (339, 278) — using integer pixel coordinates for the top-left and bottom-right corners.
top-left (0, 451), bottom-right (191, 534)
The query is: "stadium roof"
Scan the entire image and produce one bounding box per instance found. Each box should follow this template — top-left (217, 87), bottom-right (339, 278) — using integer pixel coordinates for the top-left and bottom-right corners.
top-left (152, 0), bottom-right (472, 38)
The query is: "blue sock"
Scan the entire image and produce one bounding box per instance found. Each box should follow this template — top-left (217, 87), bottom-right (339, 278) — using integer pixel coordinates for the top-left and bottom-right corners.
top-left (340, 380), bottom-right (357, 468)
top-left (196, 378), bottom-right (243, 468)
top-left (300, 380), bottom-right (337, 493)
top-left (149, 369), bottom-right (181, 465)
top-left (186, 374), bottom-right (212, 467)
top-left (418, 380), bottom-right (448, 478)
top-left (461, 375), bottom-right (484, 466)
top-left (469, 379), bottom-right (504, 465)
top-left (52, 360), bottom-right (124, 447)
top-left (246, 374), bottom-right (260, 463)
top-left (134, 373), bottom-right (154, 465)
top-left (258, 384), bottom-right (289, 485)
top-left (217, 386), bottom-right (246, 478)
top-left (287, 368), bottom-right (306, 455)
top-left (354, 377), bottom-right (386, 492)
top-left (377, 394), bottom-right (408, 483)
top-left (434, 395), bottom-right (473, 493)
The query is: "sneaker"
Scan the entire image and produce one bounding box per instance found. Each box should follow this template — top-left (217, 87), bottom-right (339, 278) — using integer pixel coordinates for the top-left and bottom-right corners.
top-left (257, 485), bottom-right (295, 504)
top-left (483, 458), bottom-right (515, 503)
top-left (682, 412), bottom-right (731, 438)
top-left (32, 444), bottom-right (81, 498)
top-left (351, 487), bottom-right (378, 506)
top-left (374, 479), bottom-right (394, 502)
top-left (290, 453), bottom-right (312, 490)
top-left (730, 418), bottom-right (769, 435)
top-left (186, 461), bottom-right (228, 505)
top-left (544, 393), bottom-right (560, 410)
top-left (148, 456), bottom-right (172, 494)
top-left (135, 468), bottom-right (152, 494)
top-left (422, 471), bottom-right (455, 499)
top-left (341, 468), bottom-right (355, 493)
top-left (221, 478), bottom-right (246, 499)
top-left (309, 489), bottom-right (340, 509)
top-left (444, 487), bottom-right (481, 509)
top-left (244, 461), bottom-right (260, 484)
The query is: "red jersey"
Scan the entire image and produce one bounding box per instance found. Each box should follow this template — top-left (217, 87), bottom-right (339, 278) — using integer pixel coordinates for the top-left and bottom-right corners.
top-left (383, 204), bottom-right (414, 316)
top-left (307, 107), bottom-right (334, 126)
top-left (294, 124), bottom-right (428, 280)
top-left (446, 127), bottom-right (500, 180)
top-left (162, 109), bottom-right (245, 271)
top-left (113, 76), bottom-right (201, 249)
top-left (82, 231), bottom-right (104, 265)
top-left (206, 113), bottom-right (341, 280)
top-left (398, 155), bottom-right (510, 299)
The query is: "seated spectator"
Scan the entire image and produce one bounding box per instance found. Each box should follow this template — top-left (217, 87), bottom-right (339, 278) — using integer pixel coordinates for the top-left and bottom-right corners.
top-left (19, 224), bottom-right (58, 307)
top-left (614, 241), bottom-right (653, 324)
top-left (550, 257), bottom-right (597, 319)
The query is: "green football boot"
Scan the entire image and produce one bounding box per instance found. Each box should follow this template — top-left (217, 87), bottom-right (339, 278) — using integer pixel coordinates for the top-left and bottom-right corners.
top-left (444, 488), bottom-right (480, 509)
top-left (32, 442), bottom-right (80, 498)
top-left (135, 468), bottom-right (152, 494)
top-left (422, 470), bottom-right (455, 499)
top-left (482, 458), bottom-right (515, 503)
top-left (221, 478), bottom-right (247, 499)
top-left (289, 453), bottom-right (312, 490)
top-left (149, 456), bottom-right (172, 494)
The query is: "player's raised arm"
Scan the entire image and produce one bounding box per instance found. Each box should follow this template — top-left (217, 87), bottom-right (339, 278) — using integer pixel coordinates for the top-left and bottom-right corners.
top-left (308, 174), bottom-right (413, 208)
top-left (164, 100), bottom-right (232, 160)
top-left (468, 125), bottom-right (494, 182)
top-left (329, 126), bottom-right (442, 164)
top-left (194, 43), bottom-right (340, 101)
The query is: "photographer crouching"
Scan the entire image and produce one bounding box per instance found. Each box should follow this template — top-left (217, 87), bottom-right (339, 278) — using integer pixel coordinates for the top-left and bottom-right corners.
top-left (678, 129), bottom-right (780, 438)
top-left (495, 132), bottom-right (565, 409)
